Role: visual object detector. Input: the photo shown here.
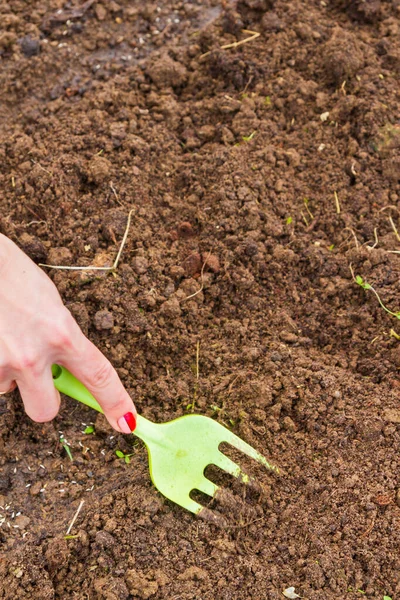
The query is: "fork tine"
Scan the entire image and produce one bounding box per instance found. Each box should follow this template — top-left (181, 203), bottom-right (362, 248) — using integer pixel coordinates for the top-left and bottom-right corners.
top-left (213, 452), bottom-right (250, 483)
top-left (196, 478), bottom-right (219, 498)
top-left (182, 497), bottom-right (205, 515)
top-left (224, 432), bottom-right (280, 474)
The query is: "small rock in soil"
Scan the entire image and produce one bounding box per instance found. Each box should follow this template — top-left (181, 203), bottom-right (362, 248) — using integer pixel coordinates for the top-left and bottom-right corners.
top-left (94, 310), bottom-right (114, 330)
top-left (14, 515), bottom-right (30, 530)
top-left (177, 221), bottom-right (195, 238)
top-left (125, 569), bottom-right (158, 599)
top-left (132, 256), bottom-right (148, 274)
top-left (182, 252), bottom-right (202, 276)
top-left (322, 27), bottom-right (364, 84)
top-left (95, 530), bottom-right (115, 548)
top-left (18, 232), bottom-right (46, 263)
top-left (101, 209), bottom-right (128, 241)
top-left (147, 54), bottom-right (187, 88)
top-left (159, 297), bottom-right (181, 319)
top-left (47, 246), bottom-right (73, 265)
top-left (19, 36), bottom-right (40, 57)
top-left (203, 253), bottom-right (220, 273)
top-left (87, 156), bottom-right (112, 185)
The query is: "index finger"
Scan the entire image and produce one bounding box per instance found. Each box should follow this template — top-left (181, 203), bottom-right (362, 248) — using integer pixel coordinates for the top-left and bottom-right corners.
top-left (60, 337), bottom-right (137, 434)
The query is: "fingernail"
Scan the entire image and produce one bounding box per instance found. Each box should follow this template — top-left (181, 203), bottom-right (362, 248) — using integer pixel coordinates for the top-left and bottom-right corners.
top-left (118, 412), bottom-right (136, 433)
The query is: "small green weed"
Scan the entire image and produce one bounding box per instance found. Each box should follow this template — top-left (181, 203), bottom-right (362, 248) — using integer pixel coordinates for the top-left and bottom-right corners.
top-left (115, 449), bottom-right (134, 464)
top-left (242, 131), bottom-right (256, 142)
top-left (353, 272), bottom-right (400, 320)
top-left (60, 434), bottom-right (73, 461)
top-left (83, 425), bottom-right (95, 434)
top-left (286, 216), bottom-right (293, 225)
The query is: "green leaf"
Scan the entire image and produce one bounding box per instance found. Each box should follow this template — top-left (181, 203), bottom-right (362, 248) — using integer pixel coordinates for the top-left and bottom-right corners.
top-left (84, 425), bottom-right (94, 434)
top-left (242, 131), bottom-right (256, 142)
top-left (264, 96), bottom-right (271, 106)
top-left (286, 216), bottom-right (293, 225)
top-left (328, 244), bottom-right (335, 251)
top-left (355, 275), bottom-right (364, 286)
top-left (383, 596), bottom-right (392, 600)
top-left (115, 450), bottom-right (125, 458)
top-left (125, 455), bottom-right (131, 464)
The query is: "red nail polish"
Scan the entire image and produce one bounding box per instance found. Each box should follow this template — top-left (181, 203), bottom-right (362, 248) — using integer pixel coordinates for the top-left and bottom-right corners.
top-left (123, 412), bottom-right (136, 432)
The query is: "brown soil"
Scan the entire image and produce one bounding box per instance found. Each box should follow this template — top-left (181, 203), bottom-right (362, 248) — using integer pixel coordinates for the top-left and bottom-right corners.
top-left (1, 0), bottom-right (400, 598)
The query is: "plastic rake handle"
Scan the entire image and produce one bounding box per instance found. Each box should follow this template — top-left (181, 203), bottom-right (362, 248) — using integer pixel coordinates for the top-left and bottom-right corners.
top-left (51, 364), bottom-right (160, 444)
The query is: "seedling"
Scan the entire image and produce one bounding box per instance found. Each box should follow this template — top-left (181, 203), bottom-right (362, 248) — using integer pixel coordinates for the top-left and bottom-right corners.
top-left (83, 425), bottom-right (95, 434)
top-left (286, 216), bottom-right (293, 225)
top-left (242, 131), bottom-right (256, 142)
top-left (353, 271), bottom-right (400, 320)
top-left (383, 596), bottom-right (392, 600)
top-left (115, 449), bottom-right (134, 464)
top-left (60, 434), bottom-right (73, 461)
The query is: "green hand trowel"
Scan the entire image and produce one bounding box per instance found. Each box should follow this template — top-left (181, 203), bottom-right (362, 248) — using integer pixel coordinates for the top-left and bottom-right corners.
top-left (52, 364), bottom-right (279, 516)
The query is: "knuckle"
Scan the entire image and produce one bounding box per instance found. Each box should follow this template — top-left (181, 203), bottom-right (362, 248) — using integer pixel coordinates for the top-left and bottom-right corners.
top-left (19, 354), bottom-right (41, 374)
top-left (50, 310), bottom-right (76, 350)
top-left (90, 360), bottom-right (114, 390)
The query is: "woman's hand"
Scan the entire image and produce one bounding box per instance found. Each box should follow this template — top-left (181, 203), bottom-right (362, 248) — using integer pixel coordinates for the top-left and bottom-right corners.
top-left (0, 234), bottom-right (136, 433)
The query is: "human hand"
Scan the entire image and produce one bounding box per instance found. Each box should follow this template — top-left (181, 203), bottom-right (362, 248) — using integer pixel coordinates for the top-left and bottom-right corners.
top-left (0, 234), bottom-right (136, 433)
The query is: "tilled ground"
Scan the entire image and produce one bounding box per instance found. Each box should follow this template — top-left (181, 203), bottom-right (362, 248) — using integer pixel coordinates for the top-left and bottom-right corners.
top-left (1, 0), bottom-right (400, 598)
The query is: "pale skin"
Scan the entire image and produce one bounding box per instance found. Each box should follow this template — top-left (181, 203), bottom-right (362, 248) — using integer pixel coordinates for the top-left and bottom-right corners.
top-left (0, 234), bottom-right (136, 434)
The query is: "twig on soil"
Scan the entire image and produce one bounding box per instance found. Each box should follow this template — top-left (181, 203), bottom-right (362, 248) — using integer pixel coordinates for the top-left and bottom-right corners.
top-left (378, 206), bottom-right (400, 242)
top-left (361, 512), bottom-right (376, 538)
top-left (334, 190), bottom-right (341, 214)
top-left (31, 159), bottom-right (53, 177)
top-left (340, 228), bottom-right (359, 249)
top-left (39, 209), bottom-right (134, 272)
top-left (110, 182), bottom-right (123, 206)
top-left (389, 216), bottom-right (400, 242)
top-left (300, 211), bottom-right (309, 227)
top-left (200, 29), bottom-right (260, 59)
top-left (66, 500), bottom-right (85, 536)
top-left (366, 227), bottom-right (379, 250)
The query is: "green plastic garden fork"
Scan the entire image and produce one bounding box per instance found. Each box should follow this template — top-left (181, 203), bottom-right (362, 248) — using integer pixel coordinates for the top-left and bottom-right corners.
top-left (52, 364), bottom-right (279, 516)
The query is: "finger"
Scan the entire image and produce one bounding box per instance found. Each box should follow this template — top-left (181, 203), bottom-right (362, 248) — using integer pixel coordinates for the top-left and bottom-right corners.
top-left (61, 338), bottom-right (136, 434)
top-left (17, 369), bottom-right (61, 423)
top-left (0, 380), bottom-right (16, 395)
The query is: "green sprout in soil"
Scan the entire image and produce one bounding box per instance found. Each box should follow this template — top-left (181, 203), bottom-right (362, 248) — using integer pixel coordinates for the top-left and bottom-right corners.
top-left (286, 216), bottom-right (293, 225)
top-left (352, 268), bottom-right (400, 320)
top-left (115, 449), bottom-right (134, 464)
top-left (83, 425), bottom-right (95, 434)
top-left (383, 596), bottom-right (392, 600)
top-left (242, 131), bottom-right (256, 142)
top-left (60, 434), bottom-right (73, 461)
top-left (264, 95), bottom-right (272, 106)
